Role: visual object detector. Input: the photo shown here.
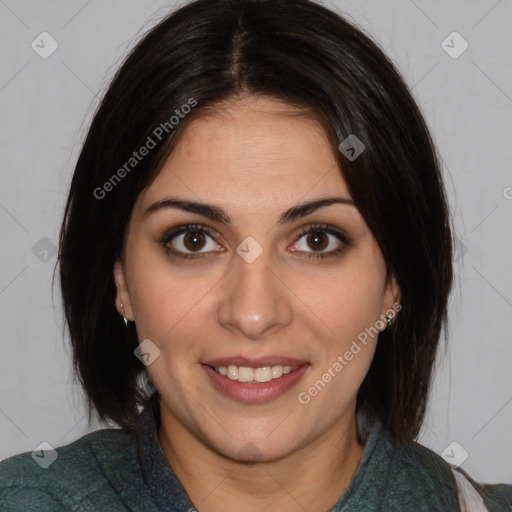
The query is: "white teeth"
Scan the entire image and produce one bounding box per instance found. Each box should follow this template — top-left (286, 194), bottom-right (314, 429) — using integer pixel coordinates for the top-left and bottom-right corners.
top-left (212, 364), bottom-right (299, 382)
top-left (227, 365), bottom-right (238, 380)
top-left (238, 366), bottom-right (254, 382)
top-left (272, 366), bottom-right (283, 379)
top-left (254, 367), bottom-right (273, 382)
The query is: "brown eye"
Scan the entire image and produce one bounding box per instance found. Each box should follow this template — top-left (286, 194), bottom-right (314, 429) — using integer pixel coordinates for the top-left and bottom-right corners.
top-left (183, 231), bottom-right (207, 252)
top-left (305, 231), bottom-right (329, 252)
top-left (159, 224), bottom-right (223, 259)
top-left (291, 224), bottom-right (351, 260)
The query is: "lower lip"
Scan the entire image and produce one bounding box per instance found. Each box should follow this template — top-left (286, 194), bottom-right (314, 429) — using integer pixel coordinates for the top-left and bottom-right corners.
top-left (201, 364), bottom-right (310, 404)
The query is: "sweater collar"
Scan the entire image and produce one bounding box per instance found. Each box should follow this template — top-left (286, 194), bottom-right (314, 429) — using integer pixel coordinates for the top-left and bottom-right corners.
top-left (135, 391), bottom-right (197, 511)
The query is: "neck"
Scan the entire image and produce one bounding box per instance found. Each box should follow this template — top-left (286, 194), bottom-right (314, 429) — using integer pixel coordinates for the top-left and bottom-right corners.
top-left (158, 401), bottom-right (365, 512)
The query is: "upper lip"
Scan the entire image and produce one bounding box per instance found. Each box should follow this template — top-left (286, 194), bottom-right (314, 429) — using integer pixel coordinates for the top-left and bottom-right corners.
top-left (202, 356), bottom-right (309, 368)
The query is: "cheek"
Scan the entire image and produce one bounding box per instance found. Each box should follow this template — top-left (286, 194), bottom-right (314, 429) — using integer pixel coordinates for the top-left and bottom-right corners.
top-left (296, 271), bottom-right (382, 412)
top-left (124, 241), bottom-right (176, 336)
top-left (125, 245), bottom-right (218, 356)
top-left (296, 260), bottom-right (385, 346)
top-left (130, 272), bottom-right (206, 344)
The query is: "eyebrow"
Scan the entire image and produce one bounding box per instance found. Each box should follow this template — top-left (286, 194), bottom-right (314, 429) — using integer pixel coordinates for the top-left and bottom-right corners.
top-left (143, 196), bottom-right (355, 225)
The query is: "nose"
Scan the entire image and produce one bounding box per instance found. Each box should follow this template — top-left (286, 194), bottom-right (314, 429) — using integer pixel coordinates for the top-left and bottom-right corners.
top-left (217, 243), bottom-right (293, 340)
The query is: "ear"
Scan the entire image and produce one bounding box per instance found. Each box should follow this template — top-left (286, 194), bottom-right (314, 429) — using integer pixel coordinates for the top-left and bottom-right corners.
top-left (381, 273), bottom-right (401, 319)
top-left (113, 258), bottom-right (134, 321)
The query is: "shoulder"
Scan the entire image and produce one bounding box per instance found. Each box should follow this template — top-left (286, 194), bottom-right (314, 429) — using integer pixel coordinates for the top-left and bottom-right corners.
top-left (0, 428), bottom-right (136, 511)
top-left (391, 435), bottom-right (455, 483)
top-left (374, 434), bottom-right (460, 509)
top-left (385, 434), bottom-right (512, 511)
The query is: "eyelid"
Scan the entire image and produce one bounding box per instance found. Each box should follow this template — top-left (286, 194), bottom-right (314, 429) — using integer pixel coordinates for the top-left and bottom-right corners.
top-left (294, 223), bottom-right (352, 247)
top-left (158, 223), bottom-right (218, 243)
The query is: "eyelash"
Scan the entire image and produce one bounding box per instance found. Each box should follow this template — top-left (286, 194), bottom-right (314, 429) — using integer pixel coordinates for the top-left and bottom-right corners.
top-left (158, 223), bottom-right (351, 261)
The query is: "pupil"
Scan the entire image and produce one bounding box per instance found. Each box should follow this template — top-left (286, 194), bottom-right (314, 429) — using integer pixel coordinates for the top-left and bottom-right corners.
top-left (309, 232), bottom-right (327, 251)
top-left (185, 231), bottom-right (204, 251)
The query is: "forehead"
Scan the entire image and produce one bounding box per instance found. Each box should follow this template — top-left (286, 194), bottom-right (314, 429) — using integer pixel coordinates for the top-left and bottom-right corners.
top-left (138, 96), bottom-right (350, 211)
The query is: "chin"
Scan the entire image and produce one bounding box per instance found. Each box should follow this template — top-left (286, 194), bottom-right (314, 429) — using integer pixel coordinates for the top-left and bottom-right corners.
top-left (210, 434), bottom-right (300, 465)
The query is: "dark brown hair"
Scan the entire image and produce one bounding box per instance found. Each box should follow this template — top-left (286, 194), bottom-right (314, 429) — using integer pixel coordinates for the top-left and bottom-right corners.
top-left (58, 0), bottom-right (453, 439)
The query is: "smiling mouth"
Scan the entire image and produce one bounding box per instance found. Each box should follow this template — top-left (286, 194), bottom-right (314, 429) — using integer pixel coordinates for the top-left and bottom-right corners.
top-left (202, 362), bottom-right (310, 404)
top-left (207, 364), bottom-right (301, 383)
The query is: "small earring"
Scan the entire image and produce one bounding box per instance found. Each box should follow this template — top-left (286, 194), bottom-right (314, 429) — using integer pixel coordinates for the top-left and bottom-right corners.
top-left (121, 303), bottom-right (128, 327)
top-left (387, 313), bottom-right (394, 328)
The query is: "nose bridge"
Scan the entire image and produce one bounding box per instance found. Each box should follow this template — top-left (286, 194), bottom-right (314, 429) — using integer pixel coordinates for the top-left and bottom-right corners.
top-left (217, 238), bottom-right (293, 338)
top-left (235, 243), bottom-right (273, 301)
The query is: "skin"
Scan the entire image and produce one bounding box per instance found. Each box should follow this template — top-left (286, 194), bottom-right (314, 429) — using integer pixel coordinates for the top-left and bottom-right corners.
top-left (114, 94), bottom-right (401, 512)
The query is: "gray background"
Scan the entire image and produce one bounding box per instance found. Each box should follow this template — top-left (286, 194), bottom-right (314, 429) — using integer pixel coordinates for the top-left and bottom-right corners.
top-left (0, 0), bottom-right (511, 483)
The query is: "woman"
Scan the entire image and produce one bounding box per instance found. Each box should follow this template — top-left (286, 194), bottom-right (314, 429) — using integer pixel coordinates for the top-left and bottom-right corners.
top-left (0, 0), bottom-right (510, 510)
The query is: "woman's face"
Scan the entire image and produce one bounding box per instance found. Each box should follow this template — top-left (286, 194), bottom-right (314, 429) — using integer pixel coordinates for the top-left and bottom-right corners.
top-left (114, 95), bottom-right (400, 462)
